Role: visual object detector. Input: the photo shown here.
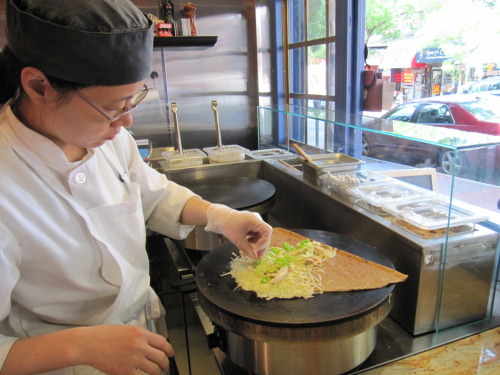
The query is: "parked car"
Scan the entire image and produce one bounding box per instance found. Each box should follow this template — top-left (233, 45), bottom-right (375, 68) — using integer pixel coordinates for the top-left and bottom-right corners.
top-left (360, 94), bottom-right (500, 179)
top-left (462, 76), bottom-right (500, 94)
top-left (379, 94), bottom-right (500, 135)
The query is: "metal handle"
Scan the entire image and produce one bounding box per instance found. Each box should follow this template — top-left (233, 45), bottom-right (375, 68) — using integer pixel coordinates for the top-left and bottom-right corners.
top-left (171, 102), bottom-right (183, 154)
top-left (211, 100), bottom-right (224, 150)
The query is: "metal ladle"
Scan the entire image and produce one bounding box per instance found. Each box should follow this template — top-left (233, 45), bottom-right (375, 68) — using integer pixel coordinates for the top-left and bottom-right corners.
top-left (171, 102), bottom-right (183, 154)
top-left (211, 100), bottom-right (224, 151)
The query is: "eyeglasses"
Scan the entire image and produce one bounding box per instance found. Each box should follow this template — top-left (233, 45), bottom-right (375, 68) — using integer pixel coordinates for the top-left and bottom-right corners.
top-left (74, 85), bottom-right (149, 123)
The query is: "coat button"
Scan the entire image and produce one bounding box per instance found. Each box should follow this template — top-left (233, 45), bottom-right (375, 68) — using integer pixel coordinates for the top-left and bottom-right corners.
top-left (75, 172), bottom-right (86, 184)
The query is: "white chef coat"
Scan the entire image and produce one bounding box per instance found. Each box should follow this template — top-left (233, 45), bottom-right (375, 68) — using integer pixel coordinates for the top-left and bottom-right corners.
top-left (0, 103), bottom-right (198, 374)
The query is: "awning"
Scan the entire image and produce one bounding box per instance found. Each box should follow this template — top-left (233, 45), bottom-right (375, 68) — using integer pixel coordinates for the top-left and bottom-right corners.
top-left (379, 39), bottom-right (419, 69)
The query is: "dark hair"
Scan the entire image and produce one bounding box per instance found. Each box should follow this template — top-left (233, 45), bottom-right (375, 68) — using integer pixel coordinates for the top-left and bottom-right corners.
top-left (0, 45), bottom-right (90, 105)
top-left (0, 46), bottom-right (24, 104)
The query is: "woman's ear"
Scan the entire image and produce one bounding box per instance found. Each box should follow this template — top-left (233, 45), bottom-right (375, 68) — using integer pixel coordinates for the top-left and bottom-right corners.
top-left (20, 67), bottom-right (54, 106)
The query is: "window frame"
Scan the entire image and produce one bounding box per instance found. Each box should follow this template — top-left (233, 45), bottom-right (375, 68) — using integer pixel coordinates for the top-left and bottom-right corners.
top-left (283, 0), bottom-right (337, 106)
top-left (279, 0), bottom-right (366, 155)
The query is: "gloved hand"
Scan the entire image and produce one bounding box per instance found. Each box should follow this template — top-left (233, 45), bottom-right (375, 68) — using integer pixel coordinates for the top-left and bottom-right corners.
top-left (205, 203), bottom-right (272, 259)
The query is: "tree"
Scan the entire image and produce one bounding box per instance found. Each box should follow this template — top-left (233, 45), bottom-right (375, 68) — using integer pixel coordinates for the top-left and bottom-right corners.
top-left (366, 0), bottom-right (500, 82)
top-left (414, 0), bottom-right (500, 62)
top-left (365, 0), bottom-right (440, 44)
top-left (307, 0), bottom-right (327, 59)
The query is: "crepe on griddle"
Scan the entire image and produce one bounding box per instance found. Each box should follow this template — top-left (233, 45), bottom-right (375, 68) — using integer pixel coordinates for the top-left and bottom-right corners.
top-left (269, 228), bottom-right (407, 292)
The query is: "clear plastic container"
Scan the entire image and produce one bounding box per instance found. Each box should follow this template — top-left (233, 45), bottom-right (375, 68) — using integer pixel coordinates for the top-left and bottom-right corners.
top-left (161, 149), bottom-right (206, 169)
top-left (203, 145), bottom-right (249, 163)
top-left (319, 171), bottom-right (390, 197)
top-left (346, 180), bottom-right (435, 215)
top-left (390, 218), bottom-right (475, 239)
top-left (383, 197), bottom-right (489, 232)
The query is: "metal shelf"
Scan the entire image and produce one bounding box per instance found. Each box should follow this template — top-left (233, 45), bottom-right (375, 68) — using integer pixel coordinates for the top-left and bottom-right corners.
top-left (153, 36), bottom-right (217, 47)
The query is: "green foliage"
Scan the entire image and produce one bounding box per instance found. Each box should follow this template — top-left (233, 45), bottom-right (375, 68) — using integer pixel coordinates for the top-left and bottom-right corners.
top-left (307, 0), bottom-right (326, 40)
top-left (414, 0), bottom-right (500, 63)
top-left (307, 0), bottom-right (327, 59)
top-left (365, 0), bottom-right (440, 44)
top-left (366, 0), bottom-right (500, 66)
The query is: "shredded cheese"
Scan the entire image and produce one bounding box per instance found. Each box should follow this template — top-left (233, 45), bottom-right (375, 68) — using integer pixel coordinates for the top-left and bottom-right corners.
top-left (226, 240), bottom-right (337, 300)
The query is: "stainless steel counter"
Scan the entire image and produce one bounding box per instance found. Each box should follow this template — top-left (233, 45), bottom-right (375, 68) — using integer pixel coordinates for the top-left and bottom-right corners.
top-left (156, 243), bottom-right (500, 375)
top-left (260, 157), bottom-right (498, 335)
top-left (153, 156), bottom-right (500, 374)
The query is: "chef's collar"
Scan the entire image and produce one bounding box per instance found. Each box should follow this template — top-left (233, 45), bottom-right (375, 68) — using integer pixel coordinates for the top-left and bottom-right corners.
top-left (6, 0), bottom-right (154, 86)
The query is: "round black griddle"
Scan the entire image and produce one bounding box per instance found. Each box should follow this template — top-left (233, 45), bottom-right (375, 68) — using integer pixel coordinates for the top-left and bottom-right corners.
top-left (196, 229), bottom-right (395, 326)
top-left (183, 177), bottom-right (275, 210)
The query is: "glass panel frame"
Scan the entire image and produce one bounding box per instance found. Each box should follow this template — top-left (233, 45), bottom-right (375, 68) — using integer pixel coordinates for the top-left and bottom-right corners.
top-left (257, 104), bottom-right (500, 334)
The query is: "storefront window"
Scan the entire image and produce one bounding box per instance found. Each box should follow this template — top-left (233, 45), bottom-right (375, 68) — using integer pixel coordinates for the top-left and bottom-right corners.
top-left (284, 0), bottom-right (335, 148)
top-left (367, 0), bottom-right (500, 102)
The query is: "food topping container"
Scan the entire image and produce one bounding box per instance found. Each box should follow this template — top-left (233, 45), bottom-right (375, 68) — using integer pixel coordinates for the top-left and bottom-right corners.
top-left (302, 153), bottom-right (364, 183)
top-left (319, 171), bottom-right (390, 196)
top-left (346, 180), bottom-right (435, 215)
top-left (160, 149), bottom-right (206, 169)
top-left (246, 148), bottom-right (293, 159)
top-left (204, 101), bottom-right (249, 163)
top-left (383, 197), bottom-right (489, 238)
top-left (390, 219), bottom-right (475, 239)
top-left (203, 145), bottom-right (249, 163)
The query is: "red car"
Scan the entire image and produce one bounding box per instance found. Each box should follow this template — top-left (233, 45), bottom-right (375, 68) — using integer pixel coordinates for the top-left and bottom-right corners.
top-left (360, 94), bottom-right (500, 179)
top-left (380, 94), bottom-right (500, 135)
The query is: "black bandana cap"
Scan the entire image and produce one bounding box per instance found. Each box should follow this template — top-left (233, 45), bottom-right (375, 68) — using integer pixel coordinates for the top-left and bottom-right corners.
top-left (6, 0), bottom-right (154, 86)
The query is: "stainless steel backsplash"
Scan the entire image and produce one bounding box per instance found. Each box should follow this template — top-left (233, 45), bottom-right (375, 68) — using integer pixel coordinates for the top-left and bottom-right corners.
top-left (131, 0), bottom-right (275, 150)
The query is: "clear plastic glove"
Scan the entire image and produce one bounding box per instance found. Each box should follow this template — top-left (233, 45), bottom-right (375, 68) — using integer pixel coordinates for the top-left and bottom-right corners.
top-left (205, 203), bottom-right (272, 259)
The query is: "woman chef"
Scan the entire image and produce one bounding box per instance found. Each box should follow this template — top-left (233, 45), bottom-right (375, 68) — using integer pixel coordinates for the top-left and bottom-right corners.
top-left (0, 1), bottom-right (272, 374)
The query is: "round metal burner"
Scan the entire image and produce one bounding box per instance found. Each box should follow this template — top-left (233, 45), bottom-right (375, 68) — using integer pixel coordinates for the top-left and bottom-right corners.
top-left (195, 229), bottom-right (395, 375)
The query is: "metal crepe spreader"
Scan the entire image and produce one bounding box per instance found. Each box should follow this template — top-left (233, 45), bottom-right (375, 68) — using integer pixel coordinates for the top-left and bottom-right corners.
top-left (161, 102), bottom-right (206, 168)
top-left (203, 100), bottom-right (248, 163)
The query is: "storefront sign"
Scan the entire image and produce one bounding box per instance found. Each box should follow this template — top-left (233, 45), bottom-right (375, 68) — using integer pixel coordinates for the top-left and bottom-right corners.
top-left (416, 48), bottom-right (449, 64)
top-left (432, 84), bottom-right (441, 96)
top-left (402, 72), bottom-right (414, 83)
top-left (483, 62), bottom-right (499, 76)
